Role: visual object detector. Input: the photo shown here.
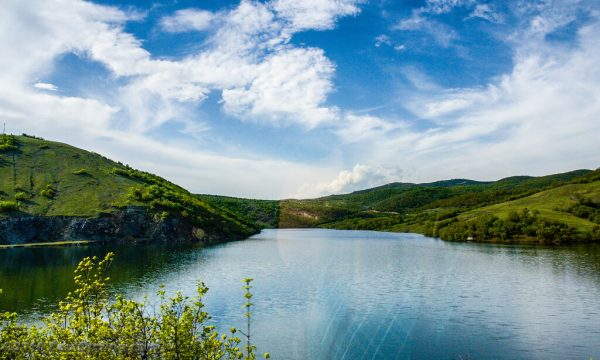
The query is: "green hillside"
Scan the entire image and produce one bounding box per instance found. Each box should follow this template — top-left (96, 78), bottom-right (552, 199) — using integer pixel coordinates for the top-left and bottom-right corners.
top-left (0, 134), bottom-right (260, 243)
top-left (464, 181), bottom-right (600, 232)
top-left (1, 133), bottom-right (598, 245)
top-left (276, 169), bottom-right (600, 243)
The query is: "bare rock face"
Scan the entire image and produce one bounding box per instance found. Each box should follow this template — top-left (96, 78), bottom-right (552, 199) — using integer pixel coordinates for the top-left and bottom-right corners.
top-left (0, 207), bottom-right (229, 245)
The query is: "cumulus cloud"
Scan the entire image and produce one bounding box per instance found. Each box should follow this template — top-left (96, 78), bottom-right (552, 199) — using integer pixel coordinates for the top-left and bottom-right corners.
top-left (295, 164), bottom-right (403, 198)
top-left (222, 48), bottom-right (338, 127)
top-left (160, 9), bottom-right (214, 32)
top-left (1, 0), bottom-right (360, 135)
top-left (0, 0), bottom-right (365, 197)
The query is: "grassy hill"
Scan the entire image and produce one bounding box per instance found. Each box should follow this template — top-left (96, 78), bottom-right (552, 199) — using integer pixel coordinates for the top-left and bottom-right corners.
top-left (274, 169), bottom-right (600, 243)
top-left (0, 134), bottom-right (260, 244)
top-left (463, 181), bottom-right (600, 233)
top-left (1, 133), bottom-right (598, 245)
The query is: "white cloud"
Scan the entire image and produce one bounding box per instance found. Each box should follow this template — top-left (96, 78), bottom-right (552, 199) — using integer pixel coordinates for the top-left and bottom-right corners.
top-left (272, 0), bottom-right (361, 32)
top-left (338, 114), bottom-right (406, 143)
top-left (411, 88), bottom-right (498, 120)
top-left (1, 0), bottom-right (357, 137)
top-left (295, 164), bottom-right (403, 198)
top-left (394, 14), bottom-right (458, 47)
top-left (467, 4), bottom-right (504, 23)
top-left (0, 0), bottom-right (365, 198)
top-left (374, 34), bottom-right (406, 51)
top-left (160, 9), bottom-right (214, 33)
top-left (222, 47), bottom-right (339, 127)
top-left (422, 0), bottom-right (474, 15)
top-left (374, 34), bottom-right (391, 47)
top-left (33, 82), bottom-right (58, 91)
top-left (344, 16), bottom-right (600, 183)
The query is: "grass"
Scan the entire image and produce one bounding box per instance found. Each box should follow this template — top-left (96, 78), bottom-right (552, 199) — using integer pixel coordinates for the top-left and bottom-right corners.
top-left (0, 135), bottom-right (140, 218)
top-left (463, 182), bottom-right (600, 234)
top-left (275, 169), bottom-right (600, 242)
top-left (0, 135), bottom-right (262, 243)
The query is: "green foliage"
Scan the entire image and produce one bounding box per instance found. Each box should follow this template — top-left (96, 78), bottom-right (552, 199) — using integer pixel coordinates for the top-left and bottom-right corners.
top-left (40, 184), bottom-right (57, 199)
top-left (14, 192), bottom-right (29, 201)
top-left (0, 135), bottom-right (19, 152)
top-left (0, 253), bottom-right (268, 359)
top-left (0, 201), bottom-right (19, 212)
top-left (241, 278), bottom-right (255, 359)
top-left (436, 209), bottom-right (577, 243)
top-left (0, 135), bottom-right (261, 241)
top-left (126, 183), bottom-right (257, 238)
top-left (198, 195), bottom-right (279, 229)
top-left (565, 198), bottom-right (600, 224)
top-left (278, 170), bottom-right (600, 243)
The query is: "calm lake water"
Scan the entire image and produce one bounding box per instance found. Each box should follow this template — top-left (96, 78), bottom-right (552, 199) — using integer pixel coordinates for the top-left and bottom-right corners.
top-left (1, 229), bottom-right (600, 359)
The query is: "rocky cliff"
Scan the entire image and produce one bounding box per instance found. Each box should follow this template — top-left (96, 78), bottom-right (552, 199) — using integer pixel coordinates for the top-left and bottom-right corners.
top-left (0, 206), bottom-right (243, 245)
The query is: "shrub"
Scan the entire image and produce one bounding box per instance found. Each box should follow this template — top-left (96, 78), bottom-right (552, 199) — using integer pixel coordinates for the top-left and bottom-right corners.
top-left (0, 135), bottom-right (19, 152)
top-left (0, 253), bottom-right (269, 359)
top-left (40, 184), bottom-right (56, 199)
top-left (14, 192), bottom-right (29, 201)
top-left (0, 201), bottom-right (19, 212)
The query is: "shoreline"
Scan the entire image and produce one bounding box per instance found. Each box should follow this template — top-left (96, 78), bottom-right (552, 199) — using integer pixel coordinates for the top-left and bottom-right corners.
top-left (0, 240), bottom-right (102, 249)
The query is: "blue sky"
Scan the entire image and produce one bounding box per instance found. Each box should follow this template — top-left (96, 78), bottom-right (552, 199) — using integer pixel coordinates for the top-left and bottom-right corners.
top-left (1, 0), bottom-right (600, 198)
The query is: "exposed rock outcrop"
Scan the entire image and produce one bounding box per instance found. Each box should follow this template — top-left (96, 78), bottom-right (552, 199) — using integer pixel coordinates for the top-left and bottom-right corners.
top-left (0, 206), bottom-right (238, 245)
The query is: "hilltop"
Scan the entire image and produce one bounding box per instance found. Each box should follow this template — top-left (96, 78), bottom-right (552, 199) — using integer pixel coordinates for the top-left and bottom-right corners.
top-left (0, 134), bottom-right (260, 245)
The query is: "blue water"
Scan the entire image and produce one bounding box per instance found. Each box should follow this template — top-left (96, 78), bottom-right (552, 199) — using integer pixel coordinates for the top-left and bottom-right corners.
top-left (2, 229), bottom-right (600, 359)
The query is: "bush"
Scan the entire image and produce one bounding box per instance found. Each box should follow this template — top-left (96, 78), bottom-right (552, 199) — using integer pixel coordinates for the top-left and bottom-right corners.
top-left (40, 184), bottom-right (56, 199)
top-left (14, 192), bottom-right (29, 201)
top-left (565, 198), bottom-right (600, 225)
top-left (0, 201), bottom-right (19, 212)
top-left (0, 253), bottom-right (269, 360)
top-left (0, 135), bottom-right (19, 152)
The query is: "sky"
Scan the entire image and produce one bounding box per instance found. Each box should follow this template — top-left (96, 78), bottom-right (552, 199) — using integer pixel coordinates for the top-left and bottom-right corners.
top-left (1, 0), bottom-right (600, 199)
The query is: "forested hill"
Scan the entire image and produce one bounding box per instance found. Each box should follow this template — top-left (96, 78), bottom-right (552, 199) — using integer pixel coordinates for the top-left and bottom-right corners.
top-left (201, 169), bottom-right (600, 244)
top-left (0, 134), bottom-right (260, 245)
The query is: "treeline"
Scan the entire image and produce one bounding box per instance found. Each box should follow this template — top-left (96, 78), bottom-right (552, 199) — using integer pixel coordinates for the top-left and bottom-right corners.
top-left (435, 209), bottom-right (598, 243)
top-left (198, 195), bottom-right (280, 229)
top-left (278, 168), bottom-right (600, 243)
top-left (566, 198), bottom-right (600, 225)
top-left (117, 167), bottom-right (259, 238)
top-left (0, 253), bottom-right (269, 359)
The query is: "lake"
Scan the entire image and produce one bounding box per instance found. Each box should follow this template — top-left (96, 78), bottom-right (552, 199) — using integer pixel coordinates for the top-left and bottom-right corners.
top-left (1, 229), bottom-right (600, 359)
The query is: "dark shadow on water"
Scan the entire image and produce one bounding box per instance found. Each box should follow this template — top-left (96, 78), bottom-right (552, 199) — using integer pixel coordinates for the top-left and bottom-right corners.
top-left (0, 242), bottom-right (206, 314)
